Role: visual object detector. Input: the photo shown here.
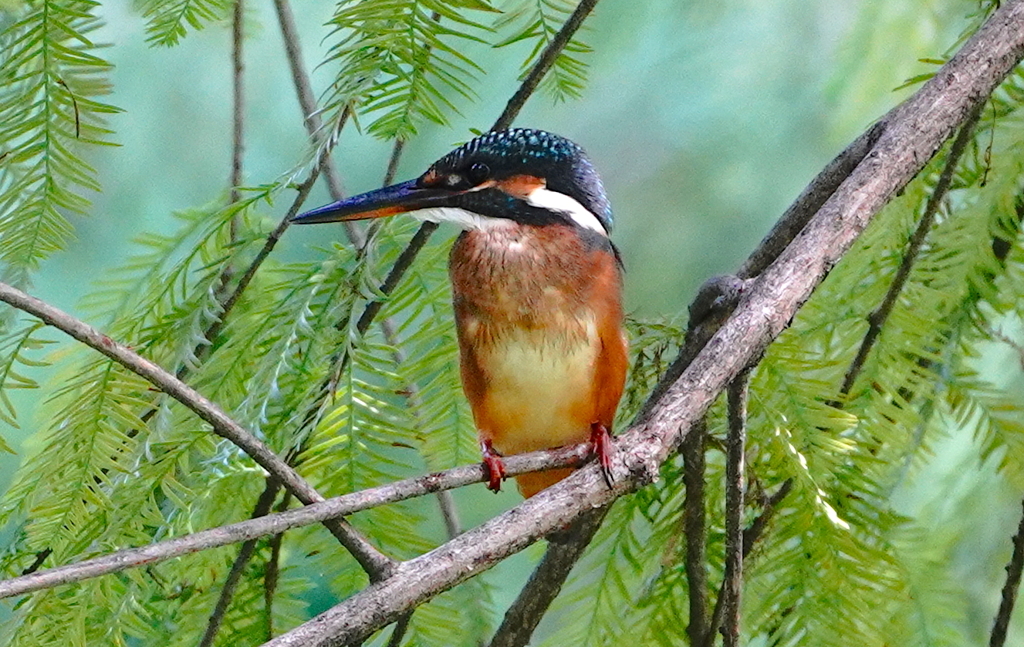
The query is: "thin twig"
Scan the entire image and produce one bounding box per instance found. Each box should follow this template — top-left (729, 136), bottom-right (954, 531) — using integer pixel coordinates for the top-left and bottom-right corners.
top-left (383, 138), bottom-right (406, 186)
top-left (386, 612), bottom-right (413, 647)
top-left (741, 479), bottom-right (792, 554)
top-left (199, 479), bottom-right (281, 647)
top-left (486, 508), bottom-right (608, 647)
top-left (704, 479), bottom-right (792, 647)
top-left (682, 417), bottom-right (709, 645)
top-left (491, 0), bottom-right (600, 132)
top-left (991, 496), bottom-right (1024, 647)
top-left (271, 0), bottom-right (363, 248)
top-left (0, 281), bottom-right (394, 580)
top-left (720, 372), bottom-right (750, 647)
top-left (0, 444), bottom-right (592, 600)
top-left (229, 0), bottom-right (245, 209)
top-left (265, 492), bottom-right (292, 640)
top-left (197, 102), bottom-right (353, 361)
top-left (201, 154), bottom-right (325, 350)
top-left (838, 102), bottom-right (984, 398)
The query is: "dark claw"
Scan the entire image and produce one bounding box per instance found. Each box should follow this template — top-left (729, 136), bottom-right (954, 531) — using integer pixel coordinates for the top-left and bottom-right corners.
top-left (590, 423), bottom-right (615, 489)
top-left (480, 439), bottom-right (506, 493)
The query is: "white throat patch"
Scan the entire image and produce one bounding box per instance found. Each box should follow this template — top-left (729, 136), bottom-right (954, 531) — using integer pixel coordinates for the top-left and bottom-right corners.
top-left (411, 207), bottom-right (512, 231)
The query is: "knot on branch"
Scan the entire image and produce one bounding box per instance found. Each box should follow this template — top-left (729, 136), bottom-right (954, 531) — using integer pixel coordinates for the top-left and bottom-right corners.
top-left (688, 274), bottom-right (752, 333)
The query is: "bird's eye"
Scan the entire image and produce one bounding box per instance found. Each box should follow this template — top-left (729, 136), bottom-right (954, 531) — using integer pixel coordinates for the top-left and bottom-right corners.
top-left (467, 162), bottom-right (490, 185)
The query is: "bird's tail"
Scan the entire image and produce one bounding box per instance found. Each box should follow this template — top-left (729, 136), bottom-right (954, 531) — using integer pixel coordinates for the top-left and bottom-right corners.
top-left (515, 467), bottom-right (575, 498)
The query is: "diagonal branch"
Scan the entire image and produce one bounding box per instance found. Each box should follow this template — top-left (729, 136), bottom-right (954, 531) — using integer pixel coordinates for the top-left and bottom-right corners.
top-left (485, 508), bottom-right (608, 647)
top-left (737, 121), bottom-right (887, 280)
top-left (257, 5), bottom-right (1024, 643)
top-left (0, 281), bottom-right (394, 579)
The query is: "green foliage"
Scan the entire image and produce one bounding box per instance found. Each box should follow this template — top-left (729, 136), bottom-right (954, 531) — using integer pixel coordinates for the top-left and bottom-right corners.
top-left (3, 1), bottom-right (1024, 646)
top-left (0, 322), bottom-right (52, 435)
top-left (494, 0), bottom-right (592, 101)
top-left (324, 0), bottom-right (496, 140)
top-left (134, 0), bottom-right (232, 47)
top-left (0, 0), bottom-right (118, 282)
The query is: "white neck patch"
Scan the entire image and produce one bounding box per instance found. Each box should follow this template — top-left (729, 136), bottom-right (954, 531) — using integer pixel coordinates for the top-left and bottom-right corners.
top-left (524, 187), bottom-right (607, 235)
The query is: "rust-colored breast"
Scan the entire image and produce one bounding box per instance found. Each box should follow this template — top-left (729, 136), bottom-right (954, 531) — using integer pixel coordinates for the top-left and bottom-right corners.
top-left (449, 222), bottom-right (627, 497)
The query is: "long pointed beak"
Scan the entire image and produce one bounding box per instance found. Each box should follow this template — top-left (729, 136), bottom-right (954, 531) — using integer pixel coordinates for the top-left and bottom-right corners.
top-left (291, 179), bottom-right (455, 224)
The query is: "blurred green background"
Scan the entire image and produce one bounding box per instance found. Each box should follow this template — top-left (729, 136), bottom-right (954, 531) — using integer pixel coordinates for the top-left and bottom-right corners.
top-left (6, 0), bottom-right (1022, 642)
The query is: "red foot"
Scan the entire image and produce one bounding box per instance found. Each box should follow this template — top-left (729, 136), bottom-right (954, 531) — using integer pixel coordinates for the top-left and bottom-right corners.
top-left (590, 423), bottom-right (615, 489)
top-left (480, 440), bottom-right (506, 493)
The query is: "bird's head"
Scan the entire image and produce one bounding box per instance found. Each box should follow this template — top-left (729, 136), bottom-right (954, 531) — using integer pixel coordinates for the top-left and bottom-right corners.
top-left (292, 128), bottom-right (613, 235)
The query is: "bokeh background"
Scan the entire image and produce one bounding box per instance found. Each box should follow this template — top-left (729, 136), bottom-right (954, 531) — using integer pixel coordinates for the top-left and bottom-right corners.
top-left (4, 0), bottom-right (1020, 641)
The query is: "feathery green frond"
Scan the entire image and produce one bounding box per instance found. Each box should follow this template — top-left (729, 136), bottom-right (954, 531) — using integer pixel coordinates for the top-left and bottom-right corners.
top-left (0, 320), bottom-right (53, 430)
top-left (324, 0), bottom-right (496, 140)
top-left (494, 0), bottom-right (592, 101)
top-left (132, 0), bottom-right (232, 47)
top-left (0, 0), bottom-right (118, 279)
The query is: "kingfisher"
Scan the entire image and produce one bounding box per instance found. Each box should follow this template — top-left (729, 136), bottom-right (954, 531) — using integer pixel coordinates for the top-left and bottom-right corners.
top-left (292, 128), bottom-right (627, 498)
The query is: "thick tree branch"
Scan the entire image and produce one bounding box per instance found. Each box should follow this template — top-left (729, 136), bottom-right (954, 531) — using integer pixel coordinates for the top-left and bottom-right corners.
top-left (258, 5), bottom-right (1024, 644)
top-left (638, 125), bottom-right (886, 425)
top-left (0, 445), bottom-right (591, 600)
top-left (0, 281), bottom-right (394, 579)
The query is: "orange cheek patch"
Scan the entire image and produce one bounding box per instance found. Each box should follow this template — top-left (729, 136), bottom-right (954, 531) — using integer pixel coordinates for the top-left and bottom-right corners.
top-left (420, 169), bottom-right (440, 186)
top-left (496, 174), bottom-right (545, 199)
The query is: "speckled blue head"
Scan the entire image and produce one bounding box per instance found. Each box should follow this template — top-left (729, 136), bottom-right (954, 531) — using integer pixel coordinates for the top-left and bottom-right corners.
top-left (293, 128), bottom-right (613, 235)
top-left (426, 129), bottom-right (614, 233)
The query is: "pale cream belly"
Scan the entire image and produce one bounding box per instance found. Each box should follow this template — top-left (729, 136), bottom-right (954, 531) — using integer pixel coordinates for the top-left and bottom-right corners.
top-left (477, 326), bottom-right (598, 456)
